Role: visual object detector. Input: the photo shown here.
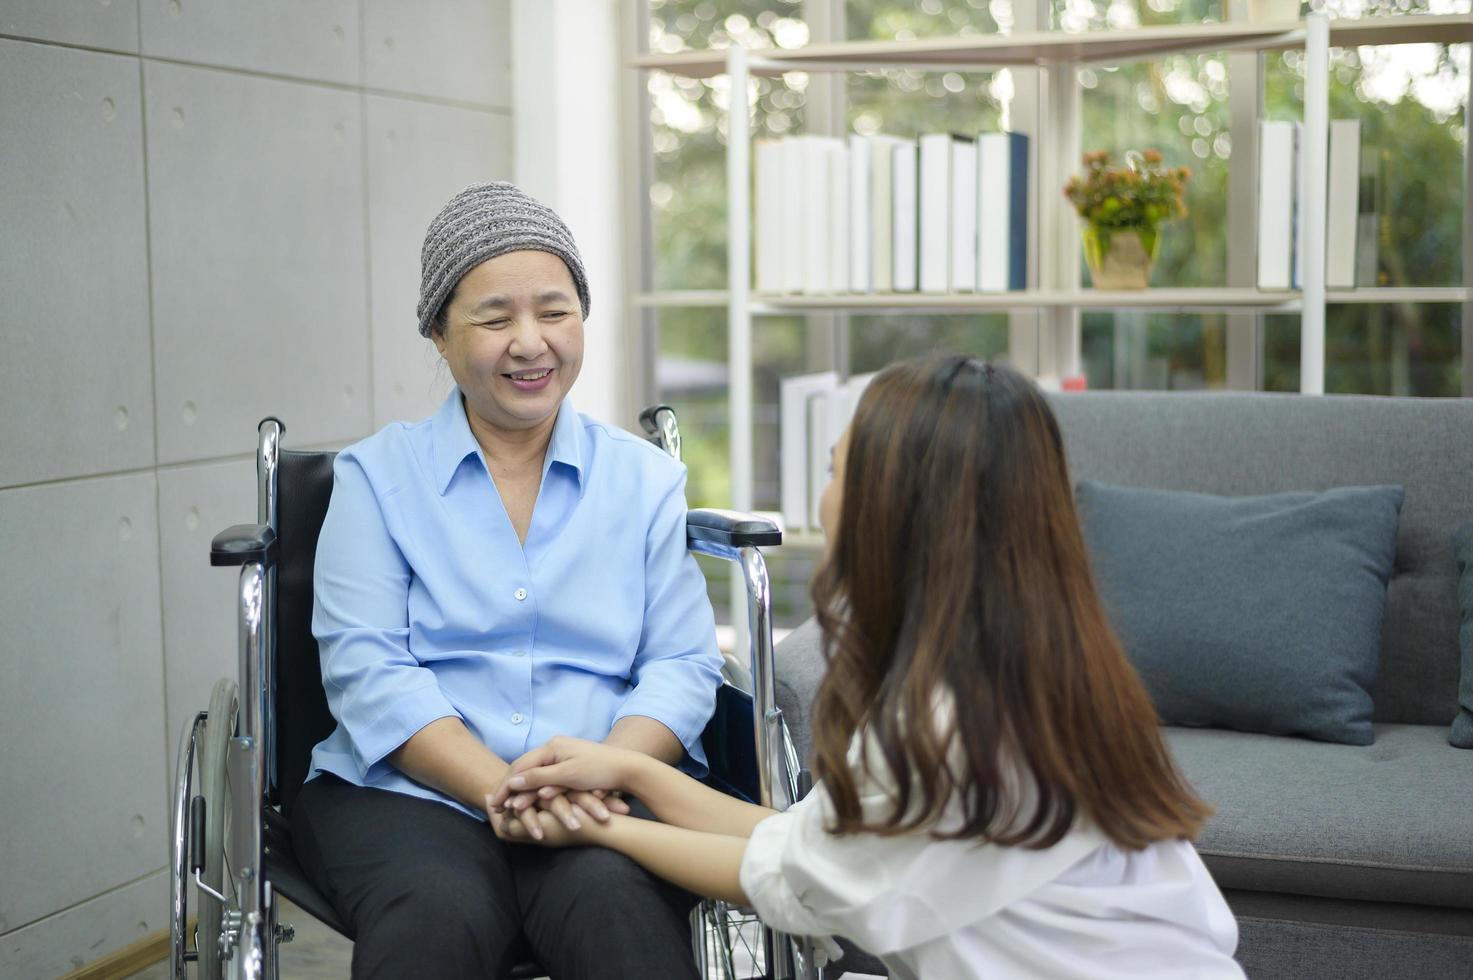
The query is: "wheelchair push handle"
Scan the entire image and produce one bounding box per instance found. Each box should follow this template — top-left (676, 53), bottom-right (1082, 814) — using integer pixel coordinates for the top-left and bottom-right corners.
top-left (190, 796), bottom-right (206, 875)
top-left (638, 404), bottom-right (677, 434)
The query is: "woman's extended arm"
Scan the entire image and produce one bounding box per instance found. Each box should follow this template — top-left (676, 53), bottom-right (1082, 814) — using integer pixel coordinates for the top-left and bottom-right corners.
top-left (499, 810), bottom-right (752, 906)
top-left (492, 736), bottom-right (775, 838)
top-left (605, 819), bottom-right (749, 904)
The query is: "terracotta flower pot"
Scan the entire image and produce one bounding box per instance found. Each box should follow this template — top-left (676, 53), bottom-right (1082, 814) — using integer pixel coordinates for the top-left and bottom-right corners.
top-left (1082, 225), bottom-right (1159, 291)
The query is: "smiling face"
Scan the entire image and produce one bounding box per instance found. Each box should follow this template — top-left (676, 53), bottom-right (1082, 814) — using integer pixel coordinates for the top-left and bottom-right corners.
top-left (432, 249), bottom-right (585, 438)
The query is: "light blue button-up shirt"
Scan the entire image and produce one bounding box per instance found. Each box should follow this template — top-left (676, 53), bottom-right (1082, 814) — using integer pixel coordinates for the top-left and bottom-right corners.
top-left (307, 388), bottom-right (723, 818)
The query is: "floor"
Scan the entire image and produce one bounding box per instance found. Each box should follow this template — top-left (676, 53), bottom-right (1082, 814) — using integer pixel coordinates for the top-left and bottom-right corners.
top-left (128, 899), bottom-right (352, 979)
top-left (127, 898), bottom-right (882, 979)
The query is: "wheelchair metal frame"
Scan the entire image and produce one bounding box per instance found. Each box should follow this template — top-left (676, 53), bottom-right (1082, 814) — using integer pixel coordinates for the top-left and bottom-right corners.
top-left (171, 412), bottom-right (822, 980)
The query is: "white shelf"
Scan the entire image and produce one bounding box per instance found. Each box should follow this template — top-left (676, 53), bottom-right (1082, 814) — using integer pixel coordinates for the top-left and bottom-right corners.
top-left (633, 14), bottom-right (1473, 77)
top-left (635, 290), bottom-right (730, 308)
top-left (1326, 287), bottom-right (1473, 305)
top-left (754, 288), bottom-right (1300, 313)
top-left (634, 287), bottom-right (1471, 313)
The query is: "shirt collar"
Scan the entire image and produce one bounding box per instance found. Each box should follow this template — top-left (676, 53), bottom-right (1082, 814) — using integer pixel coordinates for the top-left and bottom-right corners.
top-left (432, 388), bottom-right (586, 496)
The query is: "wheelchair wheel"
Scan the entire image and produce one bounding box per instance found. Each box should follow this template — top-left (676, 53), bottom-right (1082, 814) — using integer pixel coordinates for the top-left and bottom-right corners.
top-left (198, 678), bottom-right (238, 980)
top-left (704, 901), bottom-right (827, 979)
top-left (701, 900), bottom-right (765, 978)
top-left (721, 651), bottom-right (754, 694)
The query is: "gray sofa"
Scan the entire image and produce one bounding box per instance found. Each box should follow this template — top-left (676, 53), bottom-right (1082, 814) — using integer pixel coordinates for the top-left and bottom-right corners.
top-left (775, 391), bottom-right (1473, 979)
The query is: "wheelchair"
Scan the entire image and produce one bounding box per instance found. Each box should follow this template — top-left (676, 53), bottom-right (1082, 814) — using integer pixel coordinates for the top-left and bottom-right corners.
top-left (169, 408), bottom-right (823, 980)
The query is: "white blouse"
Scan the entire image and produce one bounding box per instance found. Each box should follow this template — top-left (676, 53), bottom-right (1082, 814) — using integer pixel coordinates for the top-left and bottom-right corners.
top-left (738, 748), bottom-right (1244, 980)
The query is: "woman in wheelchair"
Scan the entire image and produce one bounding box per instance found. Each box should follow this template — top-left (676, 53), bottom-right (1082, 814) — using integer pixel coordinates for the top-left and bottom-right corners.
top-left (489, 356), bottom-right (1245, 980)
top-left (291, 182), bottom-right (723, 978)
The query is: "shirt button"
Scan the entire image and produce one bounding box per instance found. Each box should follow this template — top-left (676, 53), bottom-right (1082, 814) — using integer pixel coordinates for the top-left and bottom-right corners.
top-left (512, 648), bottom-right (527, 657)
top-left (511, 712), bottom-right (525, 725)
top-left (514, 587), bottom-right (528, 601)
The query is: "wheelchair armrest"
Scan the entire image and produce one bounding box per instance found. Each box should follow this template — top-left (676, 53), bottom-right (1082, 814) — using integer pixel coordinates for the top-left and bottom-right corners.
top-left (686, 509), bottom-right (781, 549)
top-left (210, 523), bottom-right (278, 567)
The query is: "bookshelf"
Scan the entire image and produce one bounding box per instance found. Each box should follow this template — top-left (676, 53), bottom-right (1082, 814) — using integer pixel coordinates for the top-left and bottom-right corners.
top-left (636, 287), bottom-right (1473, 313)
top-left (632, 12), bottom-right (1473, 524)
top-left (632, 14), bottom-right (1473, 75)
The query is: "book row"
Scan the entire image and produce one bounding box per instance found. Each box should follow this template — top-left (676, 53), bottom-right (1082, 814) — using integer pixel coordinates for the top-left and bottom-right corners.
top-left (1257, 118), bottom-right (1378, 290)
top-left (755, 132), bottom-right (1031, 296)
top-left (756, 121), bottom-right (1380, 297)
top-left (779, 370), bottom-right (874, 533)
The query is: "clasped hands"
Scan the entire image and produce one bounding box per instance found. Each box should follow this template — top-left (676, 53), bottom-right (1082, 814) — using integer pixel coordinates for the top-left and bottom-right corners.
top-left (484, 737), bottom-right (639, 847)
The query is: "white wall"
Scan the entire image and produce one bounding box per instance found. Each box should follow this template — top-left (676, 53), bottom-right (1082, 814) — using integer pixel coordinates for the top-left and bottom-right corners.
top-left (512, 0), bottom-right (629, 425)
top-left (0, 2), bottom-right (513, 974)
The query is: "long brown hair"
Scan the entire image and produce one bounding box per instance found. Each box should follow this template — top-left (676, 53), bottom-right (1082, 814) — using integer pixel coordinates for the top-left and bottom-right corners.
top-left (809, 356), bottom-right (1210, 851)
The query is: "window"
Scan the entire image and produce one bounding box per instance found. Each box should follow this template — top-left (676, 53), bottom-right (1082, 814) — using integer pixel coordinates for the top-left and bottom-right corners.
top-left (638, 0), bottom-right (1470, 627)
top-left (1261, 1), bottom-right (1467, 394)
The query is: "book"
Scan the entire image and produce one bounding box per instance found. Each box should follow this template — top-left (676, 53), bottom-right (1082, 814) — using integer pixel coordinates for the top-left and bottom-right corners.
top-left (840, 371), bottom-right (877, 425)
top-left (977, 131), bottom-right (1029, 292)
top-left (828, 140), bottom-right (850, 294)
top-left (1326, 120), bottom-right (1361, 290)
top-left (892, 140), bottom-right (918, 292)
top-left (918, 133), bottom-right (955, 293)
top-left (794, 372), bottom-right (880, 529)
top-left (779, 137), bottom-right (806, 294)
top-left (801, 136), bottom-right (843, 294)
top-left (806, 391), bottom-right (832, 529)
top-left (849, 135), bottom-right (871, 293)
top-left (780, 372), bottom-right (838, 531)
top-left (754, 139), bottom-right (784, 294)
top-left (1257, 121), bottom-right (1296, 290)
top-left (950, 137), bottom-right (978, 292)
top-left (867, 136), bottom-right (907, 294)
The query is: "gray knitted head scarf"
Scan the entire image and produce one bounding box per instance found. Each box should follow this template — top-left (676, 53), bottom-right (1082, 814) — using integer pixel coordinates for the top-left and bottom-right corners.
top-left (417, 181), bottom-right (591, 338)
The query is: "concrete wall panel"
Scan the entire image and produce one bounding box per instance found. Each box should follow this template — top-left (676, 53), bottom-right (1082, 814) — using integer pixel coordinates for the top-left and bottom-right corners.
top-left (0, 872), bottom-right (166, 979)
top-left (139, 0), bottom-right (359, 85)
top-left (0, 474), bottom-right (167, 932)
top-left (0, 0), bottom-right (139, 53)
top-left (0, 40), bottom-right (154, 488)
top-left (156, 458), bottom-right (256, 790)
top-left (144, 61), bottom-right (370, 464)
top-left (363, 0), bottom-right (511, 107)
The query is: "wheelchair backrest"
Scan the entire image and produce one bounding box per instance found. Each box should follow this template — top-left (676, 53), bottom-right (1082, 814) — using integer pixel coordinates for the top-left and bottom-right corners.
top-left (274, 449), bottom-right (337, 816)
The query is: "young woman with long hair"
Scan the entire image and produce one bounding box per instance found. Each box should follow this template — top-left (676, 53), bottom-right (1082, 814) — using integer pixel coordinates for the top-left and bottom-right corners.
top-left (488, 355), bottom-right (1243, 979)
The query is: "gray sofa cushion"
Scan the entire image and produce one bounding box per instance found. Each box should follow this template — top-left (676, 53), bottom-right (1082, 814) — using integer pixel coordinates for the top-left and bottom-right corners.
top-left (1453, 523), bottom-right (1473, 748)
top-left (1049, 392), bottom-right (1473, 727)
top-left (1076, 480), bottom-right (1404, 745)
top-left (1165, 724), bottom-right (1473, 910)
top-left (775, 616), bottom-right (824, 771)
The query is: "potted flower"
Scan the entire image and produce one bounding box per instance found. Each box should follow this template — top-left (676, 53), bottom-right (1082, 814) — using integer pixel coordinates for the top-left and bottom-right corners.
top-left (1064, 149), bottom-right (1190, 290)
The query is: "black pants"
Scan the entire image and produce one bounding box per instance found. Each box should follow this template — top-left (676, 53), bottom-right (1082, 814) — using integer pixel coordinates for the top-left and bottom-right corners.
top-left (291, 773), bottom-right (700, 980)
